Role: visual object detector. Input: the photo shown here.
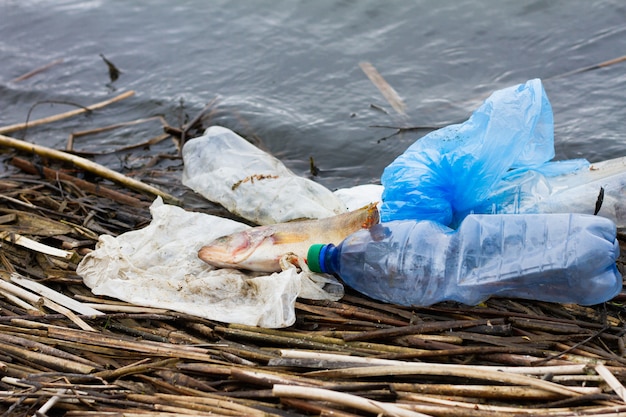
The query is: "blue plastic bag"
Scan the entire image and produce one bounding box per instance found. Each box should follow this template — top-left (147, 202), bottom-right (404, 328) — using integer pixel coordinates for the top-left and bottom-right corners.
top-left (380, 79), bottom-right (589, 226)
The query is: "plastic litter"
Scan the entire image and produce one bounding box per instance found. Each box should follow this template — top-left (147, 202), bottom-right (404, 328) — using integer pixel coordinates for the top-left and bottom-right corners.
top-left (308, 213), bottom-right (622, 306)
top-left (77, 80), bottom-right (625, 326)
top-left (182, 126), bottom-right (348, 225)
top-left (78, 197), bottom-right (344, 328)
top-left (495, 156), bottom-right (626, 227)
top-left (381, 79), bottom-right (597, 226)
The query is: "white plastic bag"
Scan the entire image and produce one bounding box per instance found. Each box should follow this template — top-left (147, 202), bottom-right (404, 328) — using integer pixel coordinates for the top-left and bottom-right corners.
top-left (77, 198), bottom-right (344, 328)
top-left (182, 126), bottom-right (347, 225)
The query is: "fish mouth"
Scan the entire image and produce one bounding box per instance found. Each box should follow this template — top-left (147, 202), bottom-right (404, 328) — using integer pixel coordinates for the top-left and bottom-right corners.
top-left (198, 233), bottom-right (256, 269)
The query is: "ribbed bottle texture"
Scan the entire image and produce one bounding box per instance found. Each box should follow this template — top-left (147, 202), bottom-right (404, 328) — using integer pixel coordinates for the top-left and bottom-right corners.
top-left (308, 214), bottom-right (621, 306)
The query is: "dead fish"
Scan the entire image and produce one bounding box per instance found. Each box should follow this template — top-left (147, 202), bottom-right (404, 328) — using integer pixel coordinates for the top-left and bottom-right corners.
top-left (198, 203), bottom-right (379, 272)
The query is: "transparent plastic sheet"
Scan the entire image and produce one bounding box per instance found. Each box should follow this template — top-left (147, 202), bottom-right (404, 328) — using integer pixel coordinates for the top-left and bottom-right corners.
top-left (182, 126), bottom-right (347, 225)
top-left (77, 198), bottom-right (345, 328)
top-left (380, 79), bottom-right (590, 226)
top-left (78, 125), bottom-right (385, 328)
top-left (495, 157), bottom-right (626, 227)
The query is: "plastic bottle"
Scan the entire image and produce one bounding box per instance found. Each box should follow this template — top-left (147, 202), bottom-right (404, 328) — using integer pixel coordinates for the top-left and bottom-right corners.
top-left (307, 213), bottom-right (622, 306)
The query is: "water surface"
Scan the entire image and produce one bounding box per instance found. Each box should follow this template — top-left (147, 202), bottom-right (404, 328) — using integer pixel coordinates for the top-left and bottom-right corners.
top-left (1, 0), bottom-right (625, 199)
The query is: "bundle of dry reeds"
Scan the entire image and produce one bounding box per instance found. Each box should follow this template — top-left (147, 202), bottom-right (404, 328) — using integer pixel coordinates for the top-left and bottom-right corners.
top-left (0, 88), bottom-right (625, 417)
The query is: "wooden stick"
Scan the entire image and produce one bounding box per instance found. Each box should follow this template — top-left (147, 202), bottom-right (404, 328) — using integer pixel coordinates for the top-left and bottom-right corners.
top-left (359, 62), bottom-right (407, 115)
top-left (11, 59), bottom-right (64, 83)
top-left (548, 54), bottom-right (626, 79)
top-left (66, 115), bottom-right (169, 154)
top-left (0, 133), bottom-right (181, 205)
top-left (273, 384), bottom-right (430, 417)
top-left (0, 333), bottom-right (98, 368)
top-left (0, 91), bottom-right (135, 134)
top-left (595, 363), bottom-right (626, 403)
top-left (280, 398), bottom-right (361, 417)
top-left (10, 274), bottom-right (104, 317)
top-left (0, 342), bottom-right (95, 374)
top-left (40, 298), bottom-right (97, 332)
top-left (391, 383), bottom-right (599, 400)
top-left (11, 157), bottom-right (149, 207)
top-left (47, 326), bottom-right (221, 363)
top-left (0, 278), bottom-right (44, 307)
top-left (343, 318), bottom-right (505, 342)
top-left (279, 350), bottom-right (589, 376)
top-left (306, 364), bottom-right (583, 397)
top-left (0, 231), bottom-right (74, 259)
top-left (31, 388), bottom-right (68, 417)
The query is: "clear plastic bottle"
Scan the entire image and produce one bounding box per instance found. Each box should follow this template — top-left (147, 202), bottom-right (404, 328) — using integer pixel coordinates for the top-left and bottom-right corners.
top-left (307, 214), bottom-right (622, 306)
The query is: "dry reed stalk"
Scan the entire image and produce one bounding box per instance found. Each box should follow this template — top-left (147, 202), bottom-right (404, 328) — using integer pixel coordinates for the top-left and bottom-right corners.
top-left (0, 342), bottom-right (95, 374)
top-left (343, 318), bottom-right (506, 342)
top-left (80, 303), bottom-right (169, 314)
top-left (0, 333), bottom-right (99, 369)
top-left (1, 364), bottom-right (43, 381)
top-left (216, 341), bottom-right (280, 363)
top-left (155, 370), bottom-right (219, 392)
top-left (65, 413), bottom-right (221, 417)
top-left (308, 299), bottom-right (410, 326)
top-left (342, 332), bottom-right (466, 346)
top-left (11, 157), bottom-right (149, 208)
top-left (0, 133), bottom-right (180, 204)
top-left (294, 301), bottom-right (345, 318)
top-left (280, 398), bottom-right (363, 417)
top-left (298, 314), bottom-right (393, 330)
top-left (47, 326), bottom-right (224, 363)
top-left (0, 231), bottom-right (73, 259)
top-left (391, 383), bottom-right (594, 400)
top-left (226, 323), bottom-right (434, 358)
top-left (10, 273), bottom-right (103, 316)
top-left (273, 384), bottom-right (430, 417)
top-left (151, 393), bottom-right (278, 417)
top-left (230, 367), bottom-right (326, 388)
top-left (548, 53), bottom-right (626, 79)
top-left (595, 363), bottom-right (626, 403)
top-left (31, 387), bottom-right (68, 417)
top-left (397, 392), bottom-right (621, 416)
top-left (0, 91), bottom-right (135, 134)
top-left (0, 290), bottom-right (40, 313)
top-left (6, 297), bottom-right (95, 332)
top-left (92, 358), bottom-right (177, 380)
top-left (11, 58), bottom-right (65, 83)
top-left (0, 209), bottom-right (74, 237)
top-left (277, 349), bottom-right (594, 382)
top-left (307, 364), bottom-right (584, 398)
top-left (551, 374), bottom-right (604, 384)
top-left (8, 332), bottom-right (135, 359)
top-left (341, 294), bottom-right (416, 321)
top-left (359, 62), bottom-right (407, 115)
top-left (214, 325), bottom-right (365, 355)
top-left (0, 278), bottom-right (45, 309)
top-left (65, 116), bottom-right (168, 152)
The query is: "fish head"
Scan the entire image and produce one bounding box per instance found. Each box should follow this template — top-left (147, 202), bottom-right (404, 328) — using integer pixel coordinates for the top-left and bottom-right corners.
top-left (198, 227), bottom-right (279, 272)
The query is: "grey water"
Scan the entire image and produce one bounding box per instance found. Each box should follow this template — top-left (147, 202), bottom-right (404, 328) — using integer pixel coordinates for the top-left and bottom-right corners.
top-left (1, 0), bottom-right (625, 201)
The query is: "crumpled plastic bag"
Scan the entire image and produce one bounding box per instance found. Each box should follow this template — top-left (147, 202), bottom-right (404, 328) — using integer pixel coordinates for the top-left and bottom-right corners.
top-left (182, 126), bottom-right (347, 225)
top-left (380, 79), bottom-right (589, 226)
top-left (333, 184), bottom-right (383, 212)
top-left (77, 197), bottom-right (344, 328)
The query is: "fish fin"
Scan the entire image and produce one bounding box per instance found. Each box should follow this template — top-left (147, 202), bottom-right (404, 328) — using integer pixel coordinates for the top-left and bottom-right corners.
top-left (362, 203), bottom-right (380, 228)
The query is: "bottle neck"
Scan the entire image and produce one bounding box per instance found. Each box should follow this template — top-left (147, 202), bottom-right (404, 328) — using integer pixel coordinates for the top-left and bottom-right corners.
top-left (320, 243), bottom-right (339, 275)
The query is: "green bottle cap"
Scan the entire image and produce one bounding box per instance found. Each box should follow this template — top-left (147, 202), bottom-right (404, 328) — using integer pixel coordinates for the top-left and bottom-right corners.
top-left (307, 244), bottom-right (325, 273)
